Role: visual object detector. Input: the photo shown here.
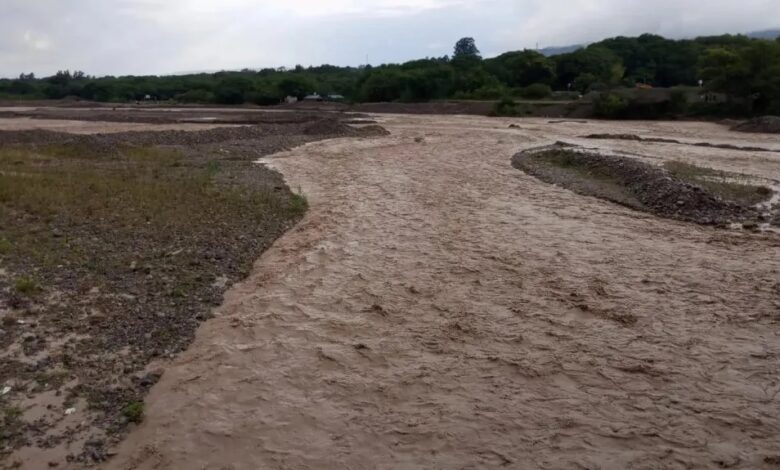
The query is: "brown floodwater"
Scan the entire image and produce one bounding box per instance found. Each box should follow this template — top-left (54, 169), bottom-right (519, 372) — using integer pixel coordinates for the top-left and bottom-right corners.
top-left (98, 115), bottom-right (780, 470)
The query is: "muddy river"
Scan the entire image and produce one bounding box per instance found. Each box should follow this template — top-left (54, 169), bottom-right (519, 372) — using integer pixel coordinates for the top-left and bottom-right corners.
top-left (95, 115), bottom-right (780, 469)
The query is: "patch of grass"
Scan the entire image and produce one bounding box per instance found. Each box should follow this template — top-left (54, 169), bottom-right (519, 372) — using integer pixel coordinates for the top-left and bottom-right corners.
top-left (3, 406), bottom-right (22, 421)
top-left (0, 237), bottom-right (11, 254)
top-left (41, 143), bottom-right (105, 160)
top-left (519, 149), bottom-right (646, 210)
top-left (0, 137), bottom-right (312, 456)
top-left (538, 150), bottom-right (619, 182)
top-left (124, 146), bottom-right (183, 166)
top-left (0, 402), bottom-right (25, 451)
top-left (122, 401), bottom-right (144, 424)
top-left (664, 161), bottom-right (772, 206)
top-left (288, 192), bottom-right (308, 217)
top-left (205, 160), bottom-right (222, 176)
top-left (13, 277), bottom-right (40, 296)
top-left (34, 370), bottom-right (69, 389)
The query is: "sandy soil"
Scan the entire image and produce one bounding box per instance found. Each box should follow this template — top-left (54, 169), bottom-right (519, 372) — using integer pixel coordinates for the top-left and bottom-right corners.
top-left (96, 115), bottom-right (780, 470)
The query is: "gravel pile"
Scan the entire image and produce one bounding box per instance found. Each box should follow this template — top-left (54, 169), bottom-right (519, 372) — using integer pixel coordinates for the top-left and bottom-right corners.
top-left (512, 143), bottom-right (770, 227)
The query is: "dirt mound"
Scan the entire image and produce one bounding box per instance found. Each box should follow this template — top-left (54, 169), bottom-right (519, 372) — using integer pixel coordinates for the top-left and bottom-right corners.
top-left (355, 124), bottom-right (391, 137)
top-left (302, 119), bottom-right (390, 137)
top-left (584, 133), bottom-right (776, 152)
top-left (512, 144), bottom-right (772, 227)
top-left (732, 116), bottom-right (780, 133)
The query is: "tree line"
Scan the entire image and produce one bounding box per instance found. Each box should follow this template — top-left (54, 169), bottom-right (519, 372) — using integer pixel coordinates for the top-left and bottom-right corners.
top-left (1, 33), bottom-right (779, 116)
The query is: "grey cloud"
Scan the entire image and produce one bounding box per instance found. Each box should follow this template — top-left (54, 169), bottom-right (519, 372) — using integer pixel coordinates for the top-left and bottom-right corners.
top-left (0, 0), bottom-right (777, 77)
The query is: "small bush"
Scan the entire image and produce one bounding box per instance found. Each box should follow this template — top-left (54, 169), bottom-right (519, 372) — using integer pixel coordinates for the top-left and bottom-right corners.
top-left (14, 277), bottom-right (40, 296)
top-left (519, 84), bottom-right (552, 100)
top-left (593, 93), bottom-right (629, 118)
top-left (493, 97), bottom-right (520, 116)
top-left (460, 85), bottom-right (510, 100)
top-left (0, 237), bottom-right (11, 254)
top-left (206, 161), bottom-right (222, 176)
top-left (288, 193), bottom-right (308, 217)
top-left (123, 401), bottom-right (144, 423)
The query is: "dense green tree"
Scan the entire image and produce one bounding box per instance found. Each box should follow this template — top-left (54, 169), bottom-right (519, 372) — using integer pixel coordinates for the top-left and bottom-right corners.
top-left (453, 37), bottom-right (480, 59)
top-left (214, 76), bottom-right (253, 104)
top-left (700, 40), bottom-right (780, 113)
top-left (555, 46), bottom-right (624, 89)
top-left (2, 33), bottom-right (778, 115)
top-left (358, 69), bottom-right (407, 102)
top-left (486, 50), bottom-right (555, 88)
top-left (277, 75), bottom-right (316, 100)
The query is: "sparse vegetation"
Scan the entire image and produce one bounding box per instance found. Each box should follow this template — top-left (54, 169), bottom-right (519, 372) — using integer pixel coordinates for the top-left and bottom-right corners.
top-left (513, 145), bottom-right (774, 226)
top-left (0, 237), bottom-right (11, 254)
top-left (289, 192), bottom-right (309, 217)
top-left (593, 93), bottom-right (629, 118)
top-left (664, 161), bottom-right (772, 206)
top-left (0, 121), bottom-right (364, 462)
top-left (123, 401), bottom-right (144, 424)
top-left (13, 277), bottom-right (40, 296)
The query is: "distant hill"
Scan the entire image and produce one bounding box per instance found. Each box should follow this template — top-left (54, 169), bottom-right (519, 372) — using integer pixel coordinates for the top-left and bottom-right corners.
top-left (748, 29), bottom-right (780, 39)
top-left (539, 44), bottom-right (583, 57)
top-left (537, 29), bottom-right (779, 57)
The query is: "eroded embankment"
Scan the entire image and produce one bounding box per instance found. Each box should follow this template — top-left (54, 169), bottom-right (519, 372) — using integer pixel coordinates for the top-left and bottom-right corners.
top-left (512, 143), bottom-right (777, 227)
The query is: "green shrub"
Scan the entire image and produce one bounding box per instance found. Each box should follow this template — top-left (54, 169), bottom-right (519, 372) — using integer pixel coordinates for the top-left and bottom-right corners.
top-left (493, 97), bottom-right (519, 116)
top-left (14, 277), bottom-right (40, 296)
top-left (519, 83), bottom-right (552, 99)
top-left (288, 193), bottom-right (308, 217)
top-left (0, 237), bottom-right (11, 254)
top-left (123, 401), bottom-right (144, 423)
top-left (593, 93), bottom-right (629, 118)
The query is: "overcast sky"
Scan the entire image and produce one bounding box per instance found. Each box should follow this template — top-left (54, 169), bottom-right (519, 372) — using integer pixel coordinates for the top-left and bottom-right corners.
top-left (1, 0), bottom-right (778, 77)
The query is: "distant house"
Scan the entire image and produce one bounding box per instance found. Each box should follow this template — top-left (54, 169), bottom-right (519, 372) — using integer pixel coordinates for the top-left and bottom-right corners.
top-left (326, 94), bottom-right (345, 102)
top-left (303, 93), bottom-right (323, 102)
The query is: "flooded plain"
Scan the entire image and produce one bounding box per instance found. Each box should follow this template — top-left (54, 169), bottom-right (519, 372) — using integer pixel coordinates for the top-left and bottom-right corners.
top-left (100, 114), bottom-right (780, 470)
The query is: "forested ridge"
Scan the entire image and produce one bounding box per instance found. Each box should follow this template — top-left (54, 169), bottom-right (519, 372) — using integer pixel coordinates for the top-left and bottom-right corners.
top-left (2, 33), bottom-right (779, 116)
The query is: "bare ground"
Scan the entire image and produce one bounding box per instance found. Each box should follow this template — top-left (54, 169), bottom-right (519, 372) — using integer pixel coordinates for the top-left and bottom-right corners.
top-left (104, 116), bottom-right (780, 470)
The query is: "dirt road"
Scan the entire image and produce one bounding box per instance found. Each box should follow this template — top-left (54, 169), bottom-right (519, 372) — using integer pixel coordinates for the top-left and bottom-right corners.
top-left (107, 115), bottom-right (779, 470)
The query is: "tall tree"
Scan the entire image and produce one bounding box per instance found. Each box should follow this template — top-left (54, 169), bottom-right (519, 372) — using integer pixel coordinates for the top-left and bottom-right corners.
top-left (453, 37), bottom-right (481, 59)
